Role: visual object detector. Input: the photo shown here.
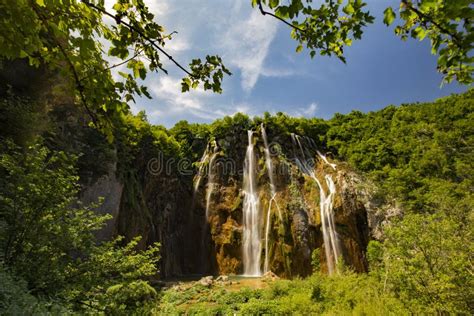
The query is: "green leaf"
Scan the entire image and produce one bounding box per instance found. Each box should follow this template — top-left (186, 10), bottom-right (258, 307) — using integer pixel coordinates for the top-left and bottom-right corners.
top-left (36, 0), bottom-right (46, 7)
top-left (269, 0), bottom-right (279, 9)
top-left (383, 7), bottom-right (396, 26)
top-left (343, 4), bottom-right (355, 15)
top-left (181, 78), bottom-right (191, 92)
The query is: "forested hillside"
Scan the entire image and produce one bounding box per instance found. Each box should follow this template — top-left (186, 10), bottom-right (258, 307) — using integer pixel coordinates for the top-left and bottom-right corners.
top-left (327, 91), bottom-right (473, 215)
top-left (1, 62), bottom-right (472, 313)
top-left (1, 0), bottom-right (473, 314)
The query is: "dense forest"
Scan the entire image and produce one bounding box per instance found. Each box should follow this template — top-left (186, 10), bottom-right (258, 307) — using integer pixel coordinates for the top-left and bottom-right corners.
top-left (1, 0), bottom-right (473, 315)
top-left (1, 62), bottom-right (472, 313)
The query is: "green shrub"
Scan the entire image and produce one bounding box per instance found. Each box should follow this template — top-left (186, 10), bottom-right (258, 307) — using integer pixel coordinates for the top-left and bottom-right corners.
top-left (238, 298), bottom-right (287, 315)
top-left (0, 266), bottom-right (68, 314)
top-left (0, 141), bottom-right (161, 314)
top-left (103, 280), bottom-right (157, 315)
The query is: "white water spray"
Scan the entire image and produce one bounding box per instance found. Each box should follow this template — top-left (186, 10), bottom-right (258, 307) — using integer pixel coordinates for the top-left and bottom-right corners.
top-left (317, 151), bottom-right (337, 170)
top-left (291, 134), bottom-right (341, 274)
top-left (205, 145), bottom-right (219, 219)
top-left (242, 130), bottom-right (262, 276)
top-left (261, 124), bottom-right (281, 274)
top-left (193, 145), bottom-right (210, 195)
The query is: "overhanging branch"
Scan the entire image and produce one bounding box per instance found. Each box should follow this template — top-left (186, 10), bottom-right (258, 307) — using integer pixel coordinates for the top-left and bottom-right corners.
top-left (30, 2), bottom-right (99, 127)
top-left (81, 0), bottom-right (197, 78)
top-left (401, 0), bottom-right (462, 48)
top-left (257, 0), bottom-right (306, 33)
top-left (79, 48), bottom-right (143, 83)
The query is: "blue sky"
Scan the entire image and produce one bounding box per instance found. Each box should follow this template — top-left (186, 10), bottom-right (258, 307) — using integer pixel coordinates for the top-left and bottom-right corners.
top-left (116, 0), bottom-right (469, 127)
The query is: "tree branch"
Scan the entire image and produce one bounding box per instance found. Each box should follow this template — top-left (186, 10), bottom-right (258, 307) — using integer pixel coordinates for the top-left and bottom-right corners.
top-left (401, 0), bottom-right (462, 48)
top-left (257, 0), bottom-right (306, 33)
top-left (81, 0), bottom-right (197, 78)
top-left (30, 2), bottom-right (99, 127)
top-left (79, 48), bottom-right (143, 82)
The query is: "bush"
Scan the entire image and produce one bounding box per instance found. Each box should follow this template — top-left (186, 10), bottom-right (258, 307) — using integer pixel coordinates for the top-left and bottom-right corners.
top-left (0, 266), bottom-right (68, 314)
top-left (0, 141), bottom-right (161, 313)
top-left (383, 213), bottom-right (473, 314)
top-left (103, 280), bottom-right (157, 315)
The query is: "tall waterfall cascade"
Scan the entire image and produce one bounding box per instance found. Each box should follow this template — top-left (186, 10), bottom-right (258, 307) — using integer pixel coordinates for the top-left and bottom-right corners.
top-left (193, 145), bottom-right (210, 195)
top-left (205, 145), bottom-right (219, 219)
top-left (195, 131), bottom-right (341, 276)
top-left (261, 124), bottom-right (282, 274)
top-left (292, 134), bottom-right (341, 274)
top-left (242, 130), bottom-right (262, 276)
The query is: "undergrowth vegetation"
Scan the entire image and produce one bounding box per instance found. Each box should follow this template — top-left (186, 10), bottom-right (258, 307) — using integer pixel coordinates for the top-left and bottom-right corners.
top-left (156, 273), bottom-right (408, 315)
top-left (0, 70), bottom-right (472, 314)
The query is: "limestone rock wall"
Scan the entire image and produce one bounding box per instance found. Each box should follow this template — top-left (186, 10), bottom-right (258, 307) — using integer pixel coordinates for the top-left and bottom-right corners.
top-left (191, 130), bottom-right (371, 277)
top-left (80, 163), bottom-right (123, 241)
top-left (88, 129), bottom-right (375, 278)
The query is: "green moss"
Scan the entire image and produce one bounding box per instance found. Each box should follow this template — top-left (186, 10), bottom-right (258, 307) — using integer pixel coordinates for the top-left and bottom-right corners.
top-left (156, 272), bottom-right (409, 315)
top-left (231, 195), bottom-right (243, 212)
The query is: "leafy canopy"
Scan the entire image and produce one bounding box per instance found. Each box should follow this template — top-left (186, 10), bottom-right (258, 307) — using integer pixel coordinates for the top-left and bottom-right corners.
top-left (253, 0), bottom-right (375, 63)
top-left (384, 0), bottom-right (473, 84)
top-left (0, 0), bottom-right (231, 135)
top-left (0, 141), bottom-right (161, 313)
top-left (255, 0), bottom-right (473, 84)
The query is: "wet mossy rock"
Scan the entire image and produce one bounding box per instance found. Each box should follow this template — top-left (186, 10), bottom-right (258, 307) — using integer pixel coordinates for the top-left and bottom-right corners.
top-left (82, 125), bottom-right (378, 278)
top-left (0, 62), bottom-right (377, 278)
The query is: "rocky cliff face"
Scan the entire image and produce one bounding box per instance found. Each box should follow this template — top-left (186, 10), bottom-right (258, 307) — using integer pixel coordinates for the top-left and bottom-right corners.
top-left (173, 128), bottom-right (371, 277)
top-left (80, 162), bottom-right (123, 242)
top-left (85, 127), bottom-right (379, 278)
top-left (0, 60), bottom-right (399, 279)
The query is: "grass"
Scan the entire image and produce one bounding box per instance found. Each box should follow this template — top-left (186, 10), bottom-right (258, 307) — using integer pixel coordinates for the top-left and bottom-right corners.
top-left (153, 273), bottom-right (408, 315)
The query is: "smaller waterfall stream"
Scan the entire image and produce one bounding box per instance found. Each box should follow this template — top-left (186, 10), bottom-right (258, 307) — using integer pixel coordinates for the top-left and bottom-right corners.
top-left (193, 145), bottom-right (210, 196)
top-left (317, 151), bottom-right (337, 170)
top-left (205, 146), bottom-right (219, 219)
top-left (242, 130), bottom-right (262, 276)
top-left (261, 124), bottom-right (281, 274)
top-left (291, 134), bottom-right (341, 274)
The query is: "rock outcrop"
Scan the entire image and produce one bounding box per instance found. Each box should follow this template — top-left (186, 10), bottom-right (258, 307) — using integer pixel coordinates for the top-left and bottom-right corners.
top-left (88, 127), bottom-right (377, 278)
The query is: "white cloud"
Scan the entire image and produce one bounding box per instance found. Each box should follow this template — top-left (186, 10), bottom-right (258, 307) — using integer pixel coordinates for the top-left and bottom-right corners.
top-left (147, 1), bottom-right (170, 17)
top-left (292, 102), bottom-right (319, 117)
top-left (148, 76), bottom-right (245, 121)
top-left (150, 77), bottom-right (203, 111)
top-left (104, 0), bottom-right (169, 17)
top-left (220, 9), bottom-right (278, 92)
top-left (261, 67), bottom-right (298, 78)
top-left (303, 102), bottom-right (318, 116)
top-left (164, 36), bottom-right (190, 53)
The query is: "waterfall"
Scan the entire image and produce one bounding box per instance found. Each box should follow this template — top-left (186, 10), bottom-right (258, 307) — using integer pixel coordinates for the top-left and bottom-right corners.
top-left (242, 130), bottom-right (262, 276)
top-left (261, 124), bottom-right (281, 274)
top-left (323, 175), bottom-right (340, 273)
top-left (261, 124), bottom-right (276, 196)
top-left (291, 134), bottom-right (341, 274)
top-left (317, 151), bottom-right (337, 170)
top-left (193, 145), bottom-right (210, 196)
top-left (205, 145), bottom-right (219, 219)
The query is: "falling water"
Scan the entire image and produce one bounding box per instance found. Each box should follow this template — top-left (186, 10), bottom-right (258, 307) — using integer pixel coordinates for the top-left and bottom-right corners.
top-left (193, 145), bottom-right (210, 196)
top-left (324, 175), bottom-right (340, 272)
top-left (261, 124), bottom-right (276, 196)
top-left (317, 151), bottom-right (337, 170)
top-left (205, 145), bottom-right (219, 219)
top-left (242, 130), bottom-right (262, 276)
top-left (261, 124), bottom-right (281, 274)
top-left (291, 133), bottom-right (306, 172)
top-left (291, 134), bottom-right (341, 274)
